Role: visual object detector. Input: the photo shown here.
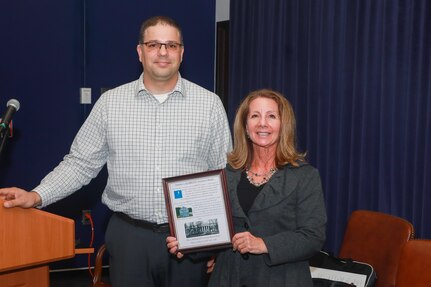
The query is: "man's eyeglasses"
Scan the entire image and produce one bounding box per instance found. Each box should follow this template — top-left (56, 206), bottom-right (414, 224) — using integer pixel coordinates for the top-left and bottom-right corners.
top-left (141, 41), bottom-right (183, 52)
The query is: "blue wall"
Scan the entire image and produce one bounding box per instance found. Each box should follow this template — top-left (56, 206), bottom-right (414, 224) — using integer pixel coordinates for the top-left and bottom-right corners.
top-left (0, 0), bottom-right (216, 269)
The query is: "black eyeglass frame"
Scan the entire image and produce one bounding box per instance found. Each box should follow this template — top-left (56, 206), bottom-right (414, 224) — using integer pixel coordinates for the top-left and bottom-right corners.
top-left (140, 41), bottom-right (184, 51)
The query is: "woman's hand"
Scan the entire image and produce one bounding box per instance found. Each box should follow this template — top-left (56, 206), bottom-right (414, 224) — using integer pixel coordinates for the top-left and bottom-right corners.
top-left (232, 231), bottom-right (268, 254)
top-left (166, 236), bottom-right (184, 259)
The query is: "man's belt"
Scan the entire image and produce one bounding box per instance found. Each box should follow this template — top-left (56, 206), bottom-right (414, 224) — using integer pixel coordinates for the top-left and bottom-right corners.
top-left (115, 212), bottom-right (169, 233)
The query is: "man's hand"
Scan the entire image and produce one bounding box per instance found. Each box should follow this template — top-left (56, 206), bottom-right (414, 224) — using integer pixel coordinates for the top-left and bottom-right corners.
top-left (0, 187), bottom-right (41, 208)
top-left (207, 256), bottom-right (216, 273)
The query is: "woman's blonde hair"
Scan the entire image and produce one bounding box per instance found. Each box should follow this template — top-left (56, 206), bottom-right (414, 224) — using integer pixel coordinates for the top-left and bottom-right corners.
top-left (228, 89), bottom-right (305, 169)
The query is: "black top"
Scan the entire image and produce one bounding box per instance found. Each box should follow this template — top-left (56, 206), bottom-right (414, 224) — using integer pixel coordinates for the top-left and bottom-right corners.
top-left (237, 172), bottom-right (265, 215)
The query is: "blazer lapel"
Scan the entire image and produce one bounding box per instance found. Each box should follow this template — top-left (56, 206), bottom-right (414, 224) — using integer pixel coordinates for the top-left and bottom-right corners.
top-left (249, 167), bottom-right (299, 213)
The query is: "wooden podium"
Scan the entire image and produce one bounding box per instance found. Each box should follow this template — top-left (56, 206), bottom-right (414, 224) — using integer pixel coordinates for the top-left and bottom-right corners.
top-left (0, 199), bottom-right (77, 287)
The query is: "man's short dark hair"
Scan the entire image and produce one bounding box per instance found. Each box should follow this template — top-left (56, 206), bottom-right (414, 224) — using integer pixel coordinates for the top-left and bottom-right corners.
top-left (139, 16), bottom-right (183, 44)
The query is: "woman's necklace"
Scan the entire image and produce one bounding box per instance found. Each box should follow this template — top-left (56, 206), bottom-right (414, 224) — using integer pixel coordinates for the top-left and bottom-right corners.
top-left (245, 167), bottom-right (277, 187)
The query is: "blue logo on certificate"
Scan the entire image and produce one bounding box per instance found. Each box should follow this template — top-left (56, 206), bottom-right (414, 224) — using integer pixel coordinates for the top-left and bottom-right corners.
top-left (174, 189), bottom-right (183, 199)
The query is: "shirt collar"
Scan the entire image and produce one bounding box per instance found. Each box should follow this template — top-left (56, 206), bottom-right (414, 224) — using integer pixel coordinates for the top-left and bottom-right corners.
top-left (135, 73), bottom-right (186, 98)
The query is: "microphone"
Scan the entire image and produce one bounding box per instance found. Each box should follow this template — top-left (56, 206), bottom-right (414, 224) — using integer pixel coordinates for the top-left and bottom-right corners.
top-left (0, 99), bottom-right (20, 131)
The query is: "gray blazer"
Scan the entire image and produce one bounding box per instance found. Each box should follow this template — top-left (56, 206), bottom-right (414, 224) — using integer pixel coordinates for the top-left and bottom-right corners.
top-left (208, 163), bottom-right (327, 287)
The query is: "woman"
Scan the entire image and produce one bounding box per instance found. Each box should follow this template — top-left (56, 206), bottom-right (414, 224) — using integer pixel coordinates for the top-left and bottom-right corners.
top-left (168, 89), bottom-right (327, 286)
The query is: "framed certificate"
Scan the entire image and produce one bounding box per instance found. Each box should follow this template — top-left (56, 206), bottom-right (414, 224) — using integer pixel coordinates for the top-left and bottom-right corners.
top-left (163, 169), bottom-right (234, 253)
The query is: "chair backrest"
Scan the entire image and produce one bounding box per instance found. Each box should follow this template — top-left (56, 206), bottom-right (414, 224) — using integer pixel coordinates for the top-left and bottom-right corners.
top-left (92, 244), bottom-right (111, 287)
top-left (338, 210), bottom-right (414, 287)
top-left (396, 239), bottom-right (431, 287)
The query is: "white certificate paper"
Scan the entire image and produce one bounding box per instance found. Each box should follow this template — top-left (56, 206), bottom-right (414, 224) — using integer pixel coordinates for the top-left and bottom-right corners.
top-left (163, 169), bottom-right (233, 253)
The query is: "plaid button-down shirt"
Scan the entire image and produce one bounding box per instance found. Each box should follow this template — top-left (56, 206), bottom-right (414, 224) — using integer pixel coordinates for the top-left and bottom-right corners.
top-left (35, 73), bottom-right (232, 223)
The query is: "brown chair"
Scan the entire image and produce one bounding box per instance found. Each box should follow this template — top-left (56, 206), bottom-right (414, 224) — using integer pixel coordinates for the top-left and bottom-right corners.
top-left (338, 210), bottom-right (414, 287)
top-left (92, 244), bottom-right (111, 287)
top-left (396, 239), bottom-right (431, 287)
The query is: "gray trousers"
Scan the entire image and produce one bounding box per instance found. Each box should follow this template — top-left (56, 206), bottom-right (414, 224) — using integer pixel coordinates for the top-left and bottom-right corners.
top-left (105, 213), bottom-right (208, 287)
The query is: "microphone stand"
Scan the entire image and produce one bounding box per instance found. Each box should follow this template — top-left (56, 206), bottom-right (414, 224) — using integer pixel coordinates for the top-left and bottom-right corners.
top-left (0, 125), bottom-right (10, 158)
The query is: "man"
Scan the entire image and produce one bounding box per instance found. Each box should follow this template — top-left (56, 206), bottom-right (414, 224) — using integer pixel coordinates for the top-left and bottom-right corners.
top-left (0, 16), bottom-right (232, 287)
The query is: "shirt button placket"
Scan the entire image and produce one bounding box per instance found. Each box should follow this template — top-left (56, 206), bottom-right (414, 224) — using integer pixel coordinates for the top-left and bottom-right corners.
top-left (154, 104), bottom-right (164, 222)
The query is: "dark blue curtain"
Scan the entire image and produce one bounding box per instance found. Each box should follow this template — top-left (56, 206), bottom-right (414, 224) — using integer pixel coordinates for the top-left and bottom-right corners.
top-left (229, 0), bottom-right (431, 253)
